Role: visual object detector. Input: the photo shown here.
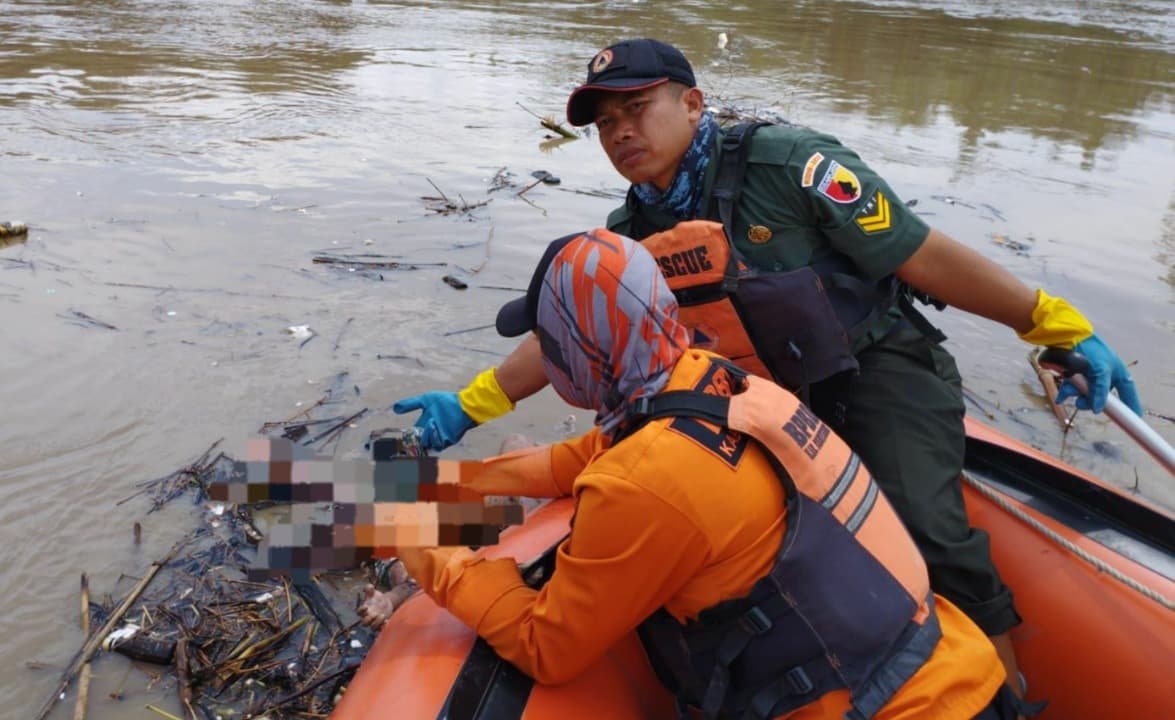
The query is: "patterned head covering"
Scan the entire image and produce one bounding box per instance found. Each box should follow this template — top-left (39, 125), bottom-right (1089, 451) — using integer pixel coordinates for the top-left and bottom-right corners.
top-left (530, 229), bottom-right (688, 437)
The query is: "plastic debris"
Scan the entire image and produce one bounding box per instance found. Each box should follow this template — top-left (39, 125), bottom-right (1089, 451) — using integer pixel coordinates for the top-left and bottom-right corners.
top-left (556, 414), bottom-right (577, 437)
top-left (101, 624), bottom-right (141, 651)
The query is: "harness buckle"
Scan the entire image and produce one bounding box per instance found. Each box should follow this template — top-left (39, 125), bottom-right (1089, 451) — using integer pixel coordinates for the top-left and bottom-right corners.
top-left (739, 606), bottom-right (773, 635)
top-left (786, 666), bottom-right (814, 695)
top-left (720, 131), bottom-right (744, 154)
top-left (631, 396), bottom-right (654, 418)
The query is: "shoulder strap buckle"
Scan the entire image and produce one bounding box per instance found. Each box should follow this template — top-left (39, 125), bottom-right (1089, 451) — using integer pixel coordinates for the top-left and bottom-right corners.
top-left (631, 395), bottom-right (655, 419)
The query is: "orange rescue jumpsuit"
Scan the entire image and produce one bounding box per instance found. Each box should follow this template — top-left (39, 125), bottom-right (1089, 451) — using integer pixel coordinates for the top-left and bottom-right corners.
top-left (400, 350), bottom-right (1005, 719)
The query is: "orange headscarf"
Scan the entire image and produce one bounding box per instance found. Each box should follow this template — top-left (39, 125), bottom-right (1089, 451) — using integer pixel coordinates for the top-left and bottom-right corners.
top-left (535, 229), bottom-right (690, 437)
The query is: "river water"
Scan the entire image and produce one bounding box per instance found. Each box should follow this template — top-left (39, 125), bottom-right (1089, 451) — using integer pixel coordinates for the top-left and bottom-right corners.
top-left (1, 1), bottom-right (1172, 717)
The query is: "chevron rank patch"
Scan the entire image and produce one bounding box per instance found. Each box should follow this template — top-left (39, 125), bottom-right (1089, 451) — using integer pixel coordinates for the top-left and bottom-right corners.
top-left (855, 190), bottom-right (892, 234)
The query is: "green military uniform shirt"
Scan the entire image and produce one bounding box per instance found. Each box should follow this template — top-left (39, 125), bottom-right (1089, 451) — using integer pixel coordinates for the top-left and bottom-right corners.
top-left (607, 123), bottom-right (932, 349)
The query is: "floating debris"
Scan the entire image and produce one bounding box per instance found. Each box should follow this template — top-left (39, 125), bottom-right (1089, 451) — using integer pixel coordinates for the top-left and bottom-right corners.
top-left (285, 324), bottom-right (314, 340)
top-left (422, 178), bottom-right (490, 216)
top-left (991, 233), bottom-right (1034, 255)
top-left (441, 322), bottom-right (495, 337)
top-left (116, 439), bottom-right (228, 512)
top-left (488, 167), bottom-right (518, 193)
top-left (312, 254), bottom-right (441, 271)
top-left (100, 624), bottom-right (141, 651)
top-left (555, 414), bottom-right (577, 438)
top-left (554, 186), bottom-right (627, 200)
top-left (979, 203), bottom-right (1007, 222)
top-left (285, 324), bottom-right (317, 349)
top-left (332, 317), bottom-right (354, 353)
top-left (58, 309), bottom-right (118, 331)
top-left (515, 101), bottom-right (579, 140)
top-left (707, 98), bottom-right (798, 127)
top-left (1, 221), bottom-right (28, 248)
top-left (38, 390), bottom-right (384, 720)
top-left (538, 136), bottom-right (576, 154)
top-left (540, 116), bottom-right (578, 140)
top-left (930, 194), bottom-right (977, 209)
top-left (442, 274), bottom-right (468, 290)
top-left (517, 171), bottom-right (561, 198)
top-left (0, 220), bottom-right (28, 237)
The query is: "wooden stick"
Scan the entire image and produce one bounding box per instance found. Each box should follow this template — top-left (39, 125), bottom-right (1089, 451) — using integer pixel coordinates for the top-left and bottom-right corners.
top-left (73, 575), bottom-right (91, 720)
top-left (515, 177), bottom-right (544, 198)
top-left (1029, 349), bottom-right (1072, 429)
top-left (515, 101), bottom-right (578, 139)
top-left (540, 116), bottom-right (579, 139)
top-left (242, 661), bottom-right (361, 719)
top-left (236, 615), bottom-right (308, 661)
top-left (332, 317), bottom-right (354, 353)
top-left (78, 574), bottom-right (90, 635)
top-left (175, 637), bottom-right (196, 720)
top-left (145, 705), bottom-right (184, 720)
top-left (34, 543), bottom-right (183, 720)
top-left (425, 177), bottom-right (451, 204)
top-left (302, 409), bottom-right (368, 447)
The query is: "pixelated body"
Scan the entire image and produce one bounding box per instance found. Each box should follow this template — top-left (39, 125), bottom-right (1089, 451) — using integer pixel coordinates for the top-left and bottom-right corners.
top-left (208, 438), bottom-right (525, 581)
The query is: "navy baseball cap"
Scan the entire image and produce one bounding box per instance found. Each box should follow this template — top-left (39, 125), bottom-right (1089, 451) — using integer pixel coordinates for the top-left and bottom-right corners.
top-left (496, 231), bottom-right (583, 338)
top-left (565, 39), bottom-right (696, 127)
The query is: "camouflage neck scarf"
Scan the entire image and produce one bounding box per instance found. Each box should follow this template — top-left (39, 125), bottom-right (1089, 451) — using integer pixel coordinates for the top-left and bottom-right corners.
top-left (631, 111), bottom-right (718, 220)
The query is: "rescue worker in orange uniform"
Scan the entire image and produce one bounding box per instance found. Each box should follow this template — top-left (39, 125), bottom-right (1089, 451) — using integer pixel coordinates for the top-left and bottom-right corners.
top-left (392, 228), bottom-right (1022, 719)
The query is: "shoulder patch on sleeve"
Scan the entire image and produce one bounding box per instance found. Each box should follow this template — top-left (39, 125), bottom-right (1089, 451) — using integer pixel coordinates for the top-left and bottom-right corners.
top-left (801, 152), bottom-right (825, 187)
top-left (816, 160), bottom-right (862, 204)
top-left (855, 190), bottom-right (892, 234)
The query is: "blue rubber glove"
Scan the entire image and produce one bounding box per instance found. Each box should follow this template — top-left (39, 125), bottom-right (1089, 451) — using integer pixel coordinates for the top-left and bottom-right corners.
top-left (392, 392), bottom-right (476, 451)
top-left (1054, 334), bottom-right (1144, 416)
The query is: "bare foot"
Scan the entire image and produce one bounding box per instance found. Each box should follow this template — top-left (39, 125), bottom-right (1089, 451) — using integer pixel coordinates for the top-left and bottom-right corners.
top-left (357, 560), bottom-right (418, 630)
top-left (357, 584), bottom-right (396, 629)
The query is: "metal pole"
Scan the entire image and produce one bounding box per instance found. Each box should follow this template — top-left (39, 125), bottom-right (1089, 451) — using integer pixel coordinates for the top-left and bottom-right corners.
top-left (1066, 374), bottom-right (1175, 477)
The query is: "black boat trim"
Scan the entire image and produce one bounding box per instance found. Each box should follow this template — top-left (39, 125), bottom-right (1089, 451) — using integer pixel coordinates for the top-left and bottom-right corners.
top-left (964, 435), bottom-right (1175, 583)
top-left (436, 538), bottom-right (565, 720)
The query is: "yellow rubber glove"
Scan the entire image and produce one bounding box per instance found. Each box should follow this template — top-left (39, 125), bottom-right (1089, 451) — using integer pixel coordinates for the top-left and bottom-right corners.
top-left (458, 367), bottom-right (516, 424)
top-left (394, 368), bottom-right (516, 451)
top-left (1016, 289), bottom-right (1093, 349)
top-left (1017, 290), bottom-right (1142, 415)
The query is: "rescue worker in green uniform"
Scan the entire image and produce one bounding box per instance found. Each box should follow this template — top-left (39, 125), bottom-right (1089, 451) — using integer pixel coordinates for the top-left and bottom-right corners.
top-left (390, 39), bottom-right (1143, 704)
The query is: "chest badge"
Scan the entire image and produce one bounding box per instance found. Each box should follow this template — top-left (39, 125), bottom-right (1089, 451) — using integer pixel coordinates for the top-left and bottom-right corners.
top-left (747, 225), bottom-right (773, 244)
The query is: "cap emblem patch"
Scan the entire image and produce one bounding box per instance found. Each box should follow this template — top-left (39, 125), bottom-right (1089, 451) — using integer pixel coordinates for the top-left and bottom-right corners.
top-left (591, 49), bottom-right (614, 74)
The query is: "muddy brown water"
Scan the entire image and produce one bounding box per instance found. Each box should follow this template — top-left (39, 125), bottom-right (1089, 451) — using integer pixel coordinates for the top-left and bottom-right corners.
top-left (1, 1), bottom-right (1172, 717)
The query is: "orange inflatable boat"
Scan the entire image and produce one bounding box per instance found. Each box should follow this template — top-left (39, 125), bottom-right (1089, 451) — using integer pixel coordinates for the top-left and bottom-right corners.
top-left (333, 420), bottom-right (1175, 719)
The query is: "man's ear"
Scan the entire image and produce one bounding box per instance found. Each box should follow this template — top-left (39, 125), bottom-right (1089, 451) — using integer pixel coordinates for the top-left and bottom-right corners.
top-left (684, 87), bottom-right (706, 122)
